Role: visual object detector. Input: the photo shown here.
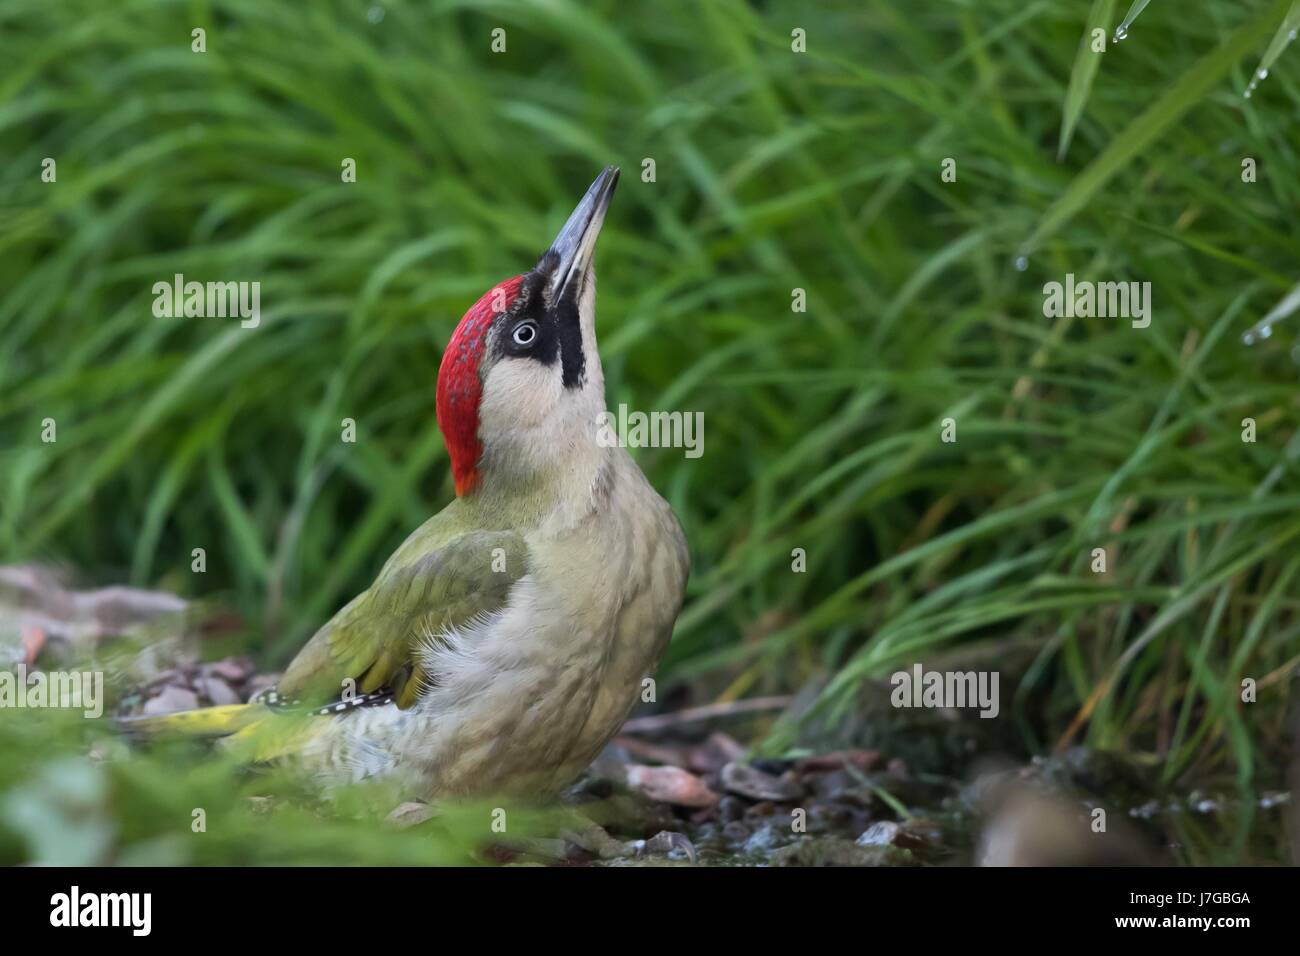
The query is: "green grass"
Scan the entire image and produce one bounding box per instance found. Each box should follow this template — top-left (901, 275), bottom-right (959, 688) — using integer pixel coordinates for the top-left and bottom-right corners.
top-left (2, 0), bottom-right (1299, 863)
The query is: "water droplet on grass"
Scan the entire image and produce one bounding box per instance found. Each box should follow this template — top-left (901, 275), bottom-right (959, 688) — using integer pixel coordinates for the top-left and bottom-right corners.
top-left (1242, 282), bottom-right (1300, 347)
top-left (1249, 7), bottom-right (1300, 99)
top-left (1114, 0), bottom-right (1152, 44)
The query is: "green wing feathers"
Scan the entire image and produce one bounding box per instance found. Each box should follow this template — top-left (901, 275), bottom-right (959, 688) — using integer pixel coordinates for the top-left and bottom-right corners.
top-left (120, 519), bottom-right (529, 743)
top-left (279, 528), bottom-right (529, 709)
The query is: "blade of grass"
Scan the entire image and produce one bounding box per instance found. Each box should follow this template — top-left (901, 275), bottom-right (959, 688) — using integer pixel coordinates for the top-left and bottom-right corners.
top-left (1021, 0), bottom-right (1289, 259)
top-left (1059, 0), bottom-right (1117, 159)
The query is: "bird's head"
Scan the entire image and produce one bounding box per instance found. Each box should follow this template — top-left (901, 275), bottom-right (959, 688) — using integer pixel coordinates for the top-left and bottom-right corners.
top-left (436, 167), bottom-right (619, 496)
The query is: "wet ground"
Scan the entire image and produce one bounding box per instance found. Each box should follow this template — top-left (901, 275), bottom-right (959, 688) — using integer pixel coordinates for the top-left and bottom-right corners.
top-left (98, 653), bottom-right (1300, 867)
top-left (534, 735), bottom-right (1295, 866)
top-left (5, 565), bottom-right (1293, 867)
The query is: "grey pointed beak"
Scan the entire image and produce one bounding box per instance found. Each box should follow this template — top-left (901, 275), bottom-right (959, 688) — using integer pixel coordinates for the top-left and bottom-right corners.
top-left (541, 165), bottom-right (619, 305)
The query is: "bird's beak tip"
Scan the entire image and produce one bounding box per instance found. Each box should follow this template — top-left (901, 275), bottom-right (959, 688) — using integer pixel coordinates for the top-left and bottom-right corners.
top-left (543, 166), bottom-right (620, 304)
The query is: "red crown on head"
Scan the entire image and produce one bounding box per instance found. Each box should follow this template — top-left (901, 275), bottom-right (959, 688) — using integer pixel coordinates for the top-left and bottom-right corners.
top-left (436, 275), bottom-right (525, 495)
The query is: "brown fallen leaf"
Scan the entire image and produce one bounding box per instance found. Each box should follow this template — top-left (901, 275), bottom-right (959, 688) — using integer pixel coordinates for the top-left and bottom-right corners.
top-left (721, 761), bottom-right (802, 802)
top-left (625, 764), bottom-right (719, 808)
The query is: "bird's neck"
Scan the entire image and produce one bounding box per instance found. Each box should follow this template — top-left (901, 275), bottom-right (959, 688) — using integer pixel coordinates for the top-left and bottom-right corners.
top-left (466, 410), bottom-right (616, 533)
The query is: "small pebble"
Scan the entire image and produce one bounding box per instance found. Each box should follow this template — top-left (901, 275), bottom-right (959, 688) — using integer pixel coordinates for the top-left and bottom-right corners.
top-left (721, 761), bottom-right (802, 801)
top-left (142, 685), bottom-right (199, 715)
top-left (856, 820), bottom-right (903, 847)
top-left (195, 676), bottom-right (240, 706)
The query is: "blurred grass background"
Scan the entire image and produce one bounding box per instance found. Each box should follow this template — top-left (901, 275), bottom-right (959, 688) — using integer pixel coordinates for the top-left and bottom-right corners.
top-left (2, 0), bottom-right (1299, 862)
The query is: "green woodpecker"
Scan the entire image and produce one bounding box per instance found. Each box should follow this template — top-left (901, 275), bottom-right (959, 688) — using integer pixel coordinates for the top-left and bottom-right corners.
top-left (131, 167), bottom-right (690, 799)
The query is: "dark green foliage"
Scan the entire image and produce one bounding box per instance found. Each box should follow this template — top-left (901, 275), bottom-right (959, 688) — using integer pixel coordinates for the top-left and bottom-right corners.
top-left (2, 0), bottom-right (1298, 862)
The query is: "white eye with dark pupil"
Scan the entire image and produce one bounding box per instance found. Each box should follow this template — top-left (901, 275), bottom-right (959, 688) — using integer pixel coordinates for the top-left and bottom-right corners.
top-left (512, 321), bottom-right (537, 347)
